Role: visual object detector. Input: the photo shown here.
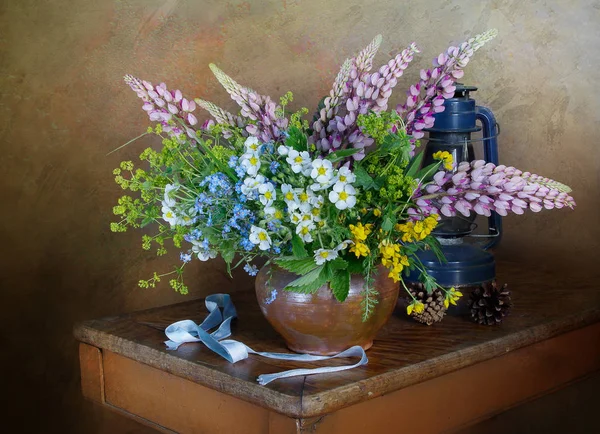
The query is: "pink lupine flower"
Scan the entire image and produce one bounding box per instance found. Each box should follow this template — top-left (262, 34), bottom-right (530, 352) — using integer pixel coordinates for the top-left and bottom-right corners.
top-left (396, 29), bottom-right (498, 148)
top-left (412, 160), bottom-right (575, 219)
top-left (124, 75), bottom-right (199, 140)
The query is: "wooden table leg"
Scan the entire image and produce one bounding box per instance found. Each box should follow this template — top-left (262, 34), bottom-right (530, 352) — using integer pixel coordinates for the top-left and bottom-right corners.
top-left (79, 343), bottom-right (105, 404)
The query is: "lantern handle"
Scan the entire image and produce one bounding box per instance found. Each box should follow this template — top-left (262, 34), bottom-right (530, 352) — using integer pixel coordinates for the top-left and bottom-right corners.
top-left (476, 106), bottom-right (502, 249)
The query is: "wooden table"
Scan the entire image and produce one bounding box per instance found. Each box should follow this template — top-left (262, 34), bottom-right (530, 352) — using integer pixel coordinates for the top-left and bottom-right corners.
top-left (74, 260), bottom-right (600, 434)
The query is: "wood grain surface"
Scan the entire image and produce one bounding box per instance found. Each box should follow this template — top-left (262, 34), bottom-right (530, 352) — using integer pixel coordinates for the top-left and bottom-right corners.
top-left (73, 259), bottom-right (600, 419)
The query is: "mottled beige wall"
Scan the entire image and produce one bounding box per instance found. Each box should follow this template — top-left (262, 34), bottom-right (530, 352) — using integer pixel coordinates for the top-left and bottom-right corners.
top-left (1, 0), bottom-right (598, 431)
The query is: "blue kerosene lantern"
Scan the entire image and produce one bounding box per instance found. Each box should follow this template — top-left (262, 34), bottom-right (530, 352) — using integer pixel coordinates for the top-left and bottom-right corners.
top-left (407, 84), bottom-right (502, 288)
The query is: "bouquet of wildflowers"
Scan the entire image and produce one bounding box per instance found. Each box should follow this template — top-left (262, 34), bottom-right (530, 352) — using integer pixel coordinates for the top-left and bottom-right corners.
top-left (112, 29), bottom-right (575, 319)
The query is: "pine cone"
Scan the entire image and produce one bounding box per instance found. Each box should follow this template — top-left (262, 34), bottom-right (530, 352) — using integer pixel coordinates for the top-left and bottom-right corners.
top-left (407, 283), bottom-right (447, 325)
top-left (467, 280), bottom-right (512, 325)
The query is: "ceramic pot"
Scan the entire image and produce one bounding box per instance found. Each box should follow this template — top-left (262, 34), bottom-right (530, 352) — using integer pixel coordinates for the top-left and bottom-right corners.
top-left (255, 263), bottom-right (399, 355)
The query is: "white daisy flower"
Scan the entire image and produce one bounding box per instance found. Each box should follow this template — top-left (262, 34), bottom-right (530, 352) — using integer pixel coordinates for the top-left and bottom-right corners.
top-left (310, 159), bottom-right (334, 184)
top-left (241, 152), bottom-right (261, 176)
top-left (328, 182), bottom-right (357, 210)
top-left (281, 184), bottom-right (299, 211)
top-left (241, 175), bottom-right (265, 197)
top-left (286, 149), bottom-right (310, 174)
top-left (162, 205), bottom-right (179, 227)
top-left (179, 206), bottom-right (197, 226)
top-left (163, 184), bottom-right (179, 207)
top-left (264, 207), bottom-right (284, 220)
top-left (310, 194), bottom-right (325, 208)
top-left (296, 221), bottom-right (316, 242)
top-left (296, 188), bottom-right (315, 213)
top-left (244, 136), bottom-right (261, 153)
top-left (336, 166), bottom-right (356, 184)
top-left (249, 226), bottom-right (272, 251)
top-left (258, 182), bottom-right (276, 206)
top-left (289, 211), bottom-right (313, 225)
top-left (314, 248), bottom-right (339, 265)
top-left (277, 145), bottom-right (290, 156)
top-left (289, 212), bottom-right (303, 225)
top-left (309, 207), bottom-right (322, 222)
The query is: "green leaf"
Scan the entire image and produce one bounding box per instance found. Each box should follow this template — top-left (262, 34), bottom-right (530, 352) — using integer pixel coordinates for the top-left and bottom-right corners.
top-left (285, 126), bottom-right (308, 151)
top-left (381, 217), bottom-right (395, 232)
top-left (325, 148), bottom-right (361, 162)
top-left (423, 236), bottom-right (446, 264)
top-left (274, 257), bottom-right (318, 275)
top-left (328, 258), bottom-right (348, 271)
top-left (221, 247), bottom-right (235, 265)
top-left (291, 234), bottom-right (308, 258)
top-left (416, 162), bottom-right (441, 183)
top-left (422, 274), bottom-right (438, 295)
top-left (286, 265), bottom-right (324, 288)
top-left (346, 257), bottom-right (364, 274)
top-left (285, 273), bottom-right (328, 294)
top-left (330, 269), bottom-right (351, 302)
top-left (405, 152), bottom-right (424, 179)
top-left (284, 265), bottom-right (328, 293)
top-left (354, 166), bottom-right (378, 190)
top-left (140, 217), bottom-right (154, 228)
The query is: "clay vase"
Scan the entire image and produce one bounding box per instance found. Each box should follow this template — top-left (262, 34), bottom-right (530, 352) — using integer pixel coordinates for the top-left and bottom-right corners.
top-left (255, 263), bottom-right (399, 355)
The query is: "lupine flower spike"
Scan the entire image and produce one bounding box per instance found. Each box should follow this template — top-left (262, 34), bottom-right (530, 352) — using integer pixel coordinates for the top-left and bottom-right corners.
top-left (208, 64), bottom-right (288, 142)
top-left (397, 29), bottom-right (498, 152)
top-left (413, 161), bottom-right (576, 218)
top-left (124, 74), bottom-right (199, 140)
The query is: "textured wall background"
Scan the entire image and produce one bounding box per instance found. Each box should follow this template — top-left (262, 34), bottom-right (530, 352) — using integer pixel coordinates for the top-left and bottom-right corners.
top-left (0, 0), bottom-right (598, 432)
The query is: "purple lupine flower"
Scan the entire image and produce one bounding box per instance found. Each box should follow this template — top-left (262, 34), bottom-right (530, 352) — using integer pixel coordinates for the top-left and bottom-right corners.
top-left (124, 75), bottom-right (199, 140)
top-left (396, 29), bottom-right (498, 148)
top-left (208, 64), bottom-right (288, 142)
top-left (412, 160), bottom-right (575, 219)
top-left (316, 42), bottom-right (420, 160)
top-left (310, 35), bottom-right (383, 148)
top-left (194, 98), bottom-right (247, 131)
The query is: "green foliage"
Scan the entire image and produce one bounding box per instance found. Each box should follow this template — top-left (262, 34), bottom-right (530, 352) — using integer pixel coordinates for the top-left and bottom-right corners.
top-left (285, 126), bottom-right (308, 151)
top-left (274, 257), bottom-right (318, 275)
top-left (290, 107), bottom-right (309, 130)
top-left (325, 148), bottom-right (361, 163)
top-left (286, 265), bottom-right (324, 287)
top-left (416, 162), bottom-right (442, 183)
top-left (354, 166), bottom-right (380, 191)
top-left (405, 152), bottom-right (424, 179)
top-left (360, 262), bottom-right (379, 322)
top-left (291, 234), bottom-right (308, 258)
top-left (357, 111), bottom-right (399, 145)
top-left (381, 216), bottom-right (395, 232)
top-left (330, 269), bottom-right (350, 302)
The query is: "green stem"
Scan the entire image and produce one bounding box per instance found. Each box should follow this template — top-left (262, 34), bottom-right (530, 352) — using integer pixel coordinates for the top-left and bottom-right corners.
top-left (399, 161), bottom-right (442, 216)
top-left (106, 131), bottom-right (150, 156)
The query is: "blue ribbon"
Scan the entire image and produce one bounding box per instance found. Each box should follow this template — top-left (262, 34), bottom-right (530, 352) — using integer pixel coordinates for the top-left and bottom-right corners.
top-left (164, 294), bottom-right (368, 385)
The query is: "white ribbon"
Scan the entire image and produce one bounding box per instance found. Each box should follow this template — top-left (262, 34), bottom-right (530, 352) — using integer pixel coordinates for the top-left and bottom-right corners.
top-left (164, 293), bottom-right (368, 385)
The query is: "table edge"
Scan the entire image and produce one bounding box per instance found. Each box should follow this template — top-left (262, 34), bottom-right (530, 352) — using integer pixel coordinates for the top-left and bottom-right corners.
top-left (73, 306), bottom-right (600, 418)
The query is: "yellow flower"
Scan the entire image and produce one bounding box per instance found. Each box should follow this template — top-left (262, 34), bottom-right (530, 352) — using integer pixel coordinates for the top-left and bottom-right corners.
top-left (349, 242), bottom-right (370, 258)
top-left (433, 151), bottom-right (454, 171)
top-left (396, 217), bottom-right (438, 243)
top-left (379, 240), bottom-right (400, 258)
top-left (373, 208), bottom-right (382, 217)
top-left (349, 222), bottom-right (373, 241)
top-left (414, 301), bottom-right (425, 314)
top-left (444, 286), bottom-right (463, 308)
top-left (407, 300), bottom-right (425, 315)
